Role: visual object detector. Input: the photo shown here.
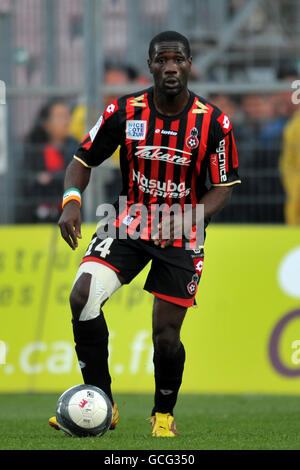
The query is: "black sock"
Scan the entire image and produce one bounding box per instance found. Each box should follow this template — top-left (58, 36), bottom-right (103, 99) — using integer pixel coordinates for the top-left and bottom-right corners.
top-left (72, 313), bottom-right (113, 405)
top-left (151, 342), bottom-right (186, 416)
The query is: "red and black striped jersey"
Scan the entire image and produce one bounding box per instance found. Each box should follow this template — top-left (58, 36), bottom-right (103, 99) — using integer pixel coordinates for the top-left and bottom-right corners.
top-left (74, 86), bottom-right (241, 239)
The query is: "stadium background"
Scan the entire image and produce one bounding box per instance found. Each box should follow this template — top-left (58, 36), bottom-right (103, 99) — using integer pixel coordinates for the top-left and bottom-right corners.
top-left (0, 0), bottom-right (300, 396)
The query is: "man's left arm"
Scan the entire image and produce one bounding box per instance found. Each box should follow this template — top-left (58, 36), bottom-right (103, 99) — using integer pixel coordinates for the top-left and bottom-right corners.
top-left (154, 112), bottom-right (241, 247)
top-left (199, 112), bottom-right (241, 220)
top-left (197, 185), bottom-right (232, 220)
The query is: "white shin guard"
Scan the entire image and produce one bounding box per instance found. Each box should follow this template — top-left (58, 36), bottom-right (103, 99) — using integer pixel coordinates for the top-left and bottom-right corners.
top-left (72, 262), bottom-right (122, 321)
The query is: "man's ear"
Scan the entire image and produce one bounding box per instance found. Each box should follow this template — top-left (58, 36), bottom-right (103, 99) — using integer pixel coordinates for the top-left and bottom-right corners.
top-left (147, 58), bottom-right (153, 74)
top-left (188, 56), bottom-right (193, 67)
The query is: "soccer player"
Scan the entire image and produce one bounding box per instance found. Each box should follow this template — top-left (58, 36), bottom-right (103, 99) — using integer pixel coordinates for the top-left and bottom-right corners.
top-left (49, 31), bottom-right (241, 437)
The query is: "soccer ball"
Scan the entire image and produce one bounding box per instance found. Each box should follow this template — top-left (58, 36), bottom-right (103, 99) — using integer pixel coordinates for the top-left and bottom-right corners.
top-left (56, 384), bottom-right (113, 437)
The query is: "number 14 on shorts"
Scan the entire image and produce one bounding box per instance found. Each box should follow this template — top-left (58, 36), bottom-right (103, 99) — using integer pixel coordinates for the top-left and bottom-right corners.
top-left (85, 237), bottom-right (114, 259)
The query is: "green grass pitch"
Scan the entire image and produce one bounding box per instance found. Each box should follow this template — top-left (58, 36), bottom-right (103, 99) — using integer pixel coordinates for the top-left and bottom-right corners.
top-left (1, 393), bottom-right (300, 450)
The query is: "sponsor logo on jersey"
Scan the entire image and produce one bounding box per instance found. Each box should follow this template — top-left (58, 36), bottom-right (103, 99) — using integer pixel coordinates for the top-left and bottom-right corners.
top-left (217, 112), bottom-right (232, 133)
top-left (216, 139), bottom-right (227, 182)
top-left (135, 146), bottom-right (191, 166)
top-left (104, 101), bottom-right (119, 120)
top-left (132, 169), bottom-right (191, 198)
top-left (126, 120), bottom-right (147, 140)
top-left (155, 128), bottom-right (178, 136)
top-left (186, 127), bottom-right (199, 150)
top-left (106, 103), bottom-right (115, 114)
top-left (210, 154), bottom-right (218, 167)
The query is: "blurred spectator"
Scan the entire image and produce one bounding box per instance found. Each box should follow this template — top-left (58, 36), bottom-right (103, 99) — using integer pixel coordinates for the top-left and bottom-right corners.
top-left (70, 63), bottom-right (150, 142)
top-left (230, 93), bottom-right (284, 222)
top-left (242, 94), bottom-right (286, 145)
top-left (21, 98), bottom-right (78, 223)
top-left (208, 94), bottom-right (242, 125)
top-left (276, 63), bottom-right (300, 224)
top-left (279, 108), bottom-right (300, 225)
top-left (274, 62), bottom-right (298, 120)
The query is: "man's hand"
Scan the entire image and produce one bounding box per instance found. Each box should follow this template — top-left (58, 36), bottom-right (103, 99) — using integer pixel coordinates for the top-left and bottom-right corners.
top-left (152, 213), bottom-right (184, 249)
top-left (58, 201), bottom-right (82, 250)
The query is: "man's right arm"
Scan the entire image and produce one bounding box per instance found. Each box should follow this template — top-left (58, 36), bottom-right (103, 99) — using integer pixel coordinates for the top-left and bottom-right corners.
top-left (58, 159), bottom-right (91, 250)
top-left (59, 98), bottom-right (121, 250)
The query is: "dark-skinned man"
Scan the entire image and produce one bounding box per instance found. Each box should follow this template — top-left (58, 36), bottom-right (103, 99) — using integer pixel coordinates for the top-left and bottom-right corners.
top-left (49, 31), bottom-right (241, 437)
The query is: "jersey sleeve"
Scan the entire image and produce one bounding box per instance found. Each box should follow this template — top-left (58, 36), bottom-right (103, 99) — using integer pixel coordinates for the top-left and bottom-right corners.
top-left (208, 111), bottom-right (241, 187)
top-left (73, 100), bottom-right (122, 168)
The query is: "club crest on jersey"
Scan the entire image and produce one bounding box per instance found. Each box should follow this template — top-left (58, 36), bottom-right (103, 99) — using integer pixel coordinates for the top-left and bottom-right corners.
top-left (186, 127), bottom-right (199, 150)
top-left (126, 120), bottom-right (147, 140)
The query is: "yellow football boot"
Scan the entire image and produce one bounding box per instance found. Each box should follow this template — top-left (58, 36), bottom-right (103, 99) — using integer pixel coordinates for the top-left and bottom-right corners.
top-left (109, 402), bottom-right (119, 430)
top-left (150, 412), bottom-right (178, 437)
top-left (48, 402), bottom-right (119, 431)
top-left (48, 415), bottom-right (60, 430)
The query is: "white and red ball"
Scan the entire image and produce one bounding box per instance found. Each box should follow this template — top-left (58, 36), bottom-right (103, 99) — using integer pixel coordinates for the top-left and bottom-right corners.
top-left (56, 384), bottom-right (113, 437)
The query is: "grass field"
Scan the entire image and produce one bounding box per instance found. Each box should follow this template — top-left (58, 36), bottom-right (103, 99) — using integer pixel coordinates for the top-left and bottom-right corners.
top-left (1, 393), bottom-right (300, 450)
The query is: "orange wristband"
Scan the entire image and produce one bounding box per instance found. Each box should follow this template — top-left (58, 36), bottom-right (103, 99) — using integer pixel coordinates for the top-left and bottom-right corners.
top-left (62, 188), bottom-right (82, 209)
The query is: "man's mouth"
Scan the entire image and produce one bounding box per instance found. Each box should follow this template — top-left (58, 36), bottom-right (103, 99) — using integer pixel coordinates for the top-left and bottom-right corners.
top-left (163, 78), bottom-right (180, 88)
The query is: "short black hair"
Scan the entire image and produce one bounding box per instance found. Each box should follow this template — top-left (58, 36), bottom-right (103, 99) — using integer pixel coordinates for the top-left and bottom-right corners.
top-left (148, 31), bottom-right (191, 59)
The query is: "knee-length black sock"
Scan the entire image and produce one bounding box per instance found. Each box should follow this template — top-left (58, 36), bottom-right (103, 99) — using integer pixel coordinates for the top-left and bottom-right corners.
top-left (151, 342), bottom-right (186, 416)
top-left (72, 312), bottom-right (113, 405)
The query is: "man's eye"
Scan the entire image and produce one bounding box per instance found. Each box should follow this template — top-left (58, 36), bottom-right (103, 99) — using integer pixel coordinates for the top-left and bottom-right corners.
top-left (176, 57), bottom-right (184, 63)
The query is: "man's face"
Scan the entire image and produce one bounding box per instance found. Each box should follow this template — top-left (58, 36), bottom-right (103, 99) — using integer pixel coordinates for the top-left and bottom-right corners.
top-left (148, 41), bottom-right (192, 96)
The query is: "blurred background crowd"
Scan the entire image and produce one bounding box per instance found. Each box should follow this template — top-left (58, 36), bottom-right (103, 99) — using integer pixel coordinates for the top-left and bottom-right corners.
top-left (0, 0), bottom-right (299, 225)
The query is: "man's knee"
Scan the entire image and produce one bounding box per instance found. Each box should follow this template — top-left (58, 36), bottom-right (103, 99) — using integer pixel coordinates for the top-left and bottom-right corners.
top-left (153, 325), bottom-right (181, 357)
top-left (70, 273), bottom-right (91, 320)
top-left (70, 261), bottom-right (122, 321)
top-left (152, 298), bottom-right (186, 357)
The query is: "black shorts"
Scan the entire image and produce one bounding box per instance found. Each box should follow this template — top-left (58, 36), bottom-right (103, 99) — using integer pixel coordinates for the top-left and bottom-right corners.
top-left (80, 233), bottom-right (204, 308)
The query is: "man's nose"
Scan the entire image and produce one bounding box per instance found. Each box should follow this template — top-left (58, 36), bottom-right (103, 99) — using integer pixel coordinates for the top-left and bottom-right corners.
top-left (164, 60), bottom-right (178, 74)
